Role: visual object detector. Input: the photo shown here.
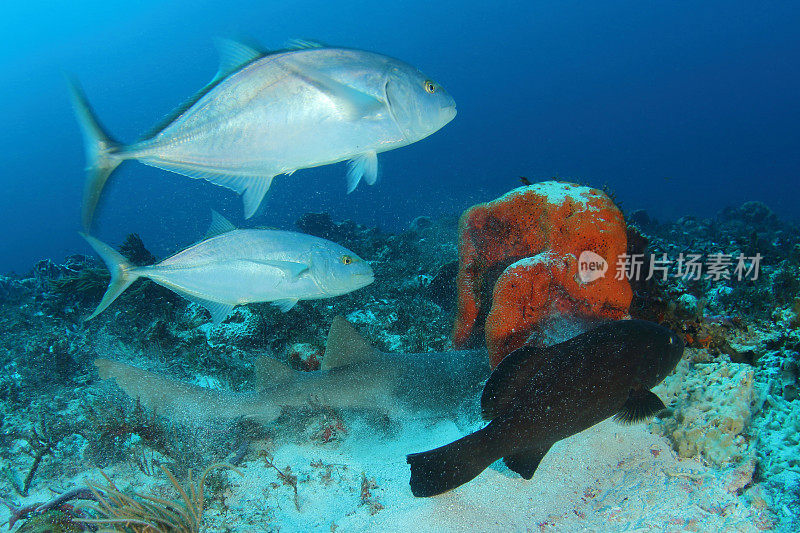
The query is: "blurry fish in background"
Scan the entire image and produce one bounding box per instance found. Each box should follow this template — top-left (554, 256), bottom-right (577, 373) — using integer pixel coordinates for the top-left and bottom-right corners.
top-left (81, 211), bottom-right (374, 323)
top-left (519, 176), bottom-right (531, 185)
top-left (68, 39), bottom-right (457, 229)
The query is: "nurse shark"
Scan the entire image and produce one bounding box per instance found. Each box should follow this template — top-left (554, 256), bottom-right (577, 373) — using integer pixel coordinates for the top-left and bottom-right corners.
top-left (95, 316), bottom-right (490, 424)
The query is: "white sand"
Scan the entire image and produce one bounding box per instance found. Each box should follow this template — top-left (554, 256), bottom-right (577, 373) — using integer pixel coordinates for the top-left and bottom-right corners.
top-left (207, 415), bottom-right (771, 532)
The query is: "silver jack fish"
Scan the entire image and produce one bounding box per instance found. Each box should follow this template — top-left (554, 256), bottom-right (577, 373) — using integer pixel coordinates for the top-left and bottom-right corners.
top-left (68, 39), bottom-right (457, 229)
top-left (81, 211), bottom-right (374, 323)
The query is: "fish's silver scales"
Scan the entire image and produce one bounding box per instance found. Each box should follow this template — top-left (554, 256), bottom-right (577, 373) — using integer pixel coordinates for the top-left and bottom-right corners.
top-left (134, 49), bottom-right (405, 175)
top-left (143, 229), bottom-right (360, 305)
top-left (157, 230), bottom-right (316, 266)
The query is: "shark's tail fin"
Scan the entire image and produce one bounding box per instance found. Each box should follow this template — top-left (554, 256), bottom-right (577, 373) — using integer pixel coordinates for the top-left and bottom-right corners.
top-left (80, 233), bottom-right (140, 320)
top-left (407, 426), bottom-right (499, 497)
top-left (66, 75), bottom-right (124, 230)
top-left (95, 358), bottom-right (281, 424)
top-left (95, 358), bottom-right (200, 414)
top-left (321, 316), bottom-right (380, 370)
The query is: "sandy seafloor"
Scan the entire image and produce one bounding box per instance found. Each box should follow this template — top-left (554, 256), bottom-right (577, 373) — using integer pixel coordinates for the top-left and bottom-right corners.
top-left (1, 201), bottom-right (799, 531)
top-left (207, 417), bottom-right (768, 532)
top-left (3, 413), bottom-right (769, 532)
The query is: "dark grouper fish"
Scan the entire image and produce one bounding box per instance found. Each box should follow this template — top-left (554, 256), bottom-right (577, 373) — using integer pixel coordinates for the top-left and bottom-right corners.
top-left (407, 319), bottom-right (684, 497)
top-left (68, 39), bottom-right (457, 229)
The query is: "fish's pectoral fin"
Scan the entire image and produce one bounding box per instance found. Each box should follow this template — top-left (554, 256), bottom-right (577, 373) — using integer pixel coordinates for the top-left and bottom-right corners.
top-left (272, 298), bottom-right (299, 312)
top-left (249, 259), bottom-right (309, 278)
top-left (212, 37), bottom-right (265, 82)
top-left (503, 445), bottom-right (550, 480)
top-left (286, 61), bottom-right (384, 120)
top-left (614, 387), bottom-right (667, 424)
top-left (346, 151), bottom-right (378, 193)
top-left (204, 209), bottom-right (237, 239)
top-left (322, 316), bottom-right (380, 370)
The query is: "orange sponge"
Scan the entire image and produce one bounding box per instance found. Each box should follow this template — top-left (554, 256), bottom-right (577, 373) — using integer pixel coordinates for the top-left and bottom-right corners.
top-left (452, 181), bottom-right (632, 367)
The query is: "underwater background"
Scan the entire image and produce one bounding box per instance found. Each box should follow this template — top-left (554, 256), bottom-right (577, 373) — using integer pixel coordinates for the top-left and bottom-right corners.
top-left (1, 0), bottom-right (799, 273)
top-left (1, 1), bottom-right (800, 532)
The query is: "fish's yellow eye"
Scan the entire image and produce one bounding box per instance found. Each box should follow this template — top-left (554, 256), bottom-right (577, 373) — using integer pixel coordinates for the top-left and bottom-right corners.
top-left (424, 81), bottom-right (436, 94)
top-left (341, 255), bottom-right (353, 265)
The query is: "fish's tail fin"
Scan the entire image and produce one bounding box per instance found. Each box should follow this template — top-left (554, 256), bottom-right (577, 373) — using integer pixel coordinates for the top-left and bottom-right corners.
top-left (66, 75), bottom-right (124, 230)
top-left (407, 426), bottom-right (499, 497)
top-left (95, 358), bottom-right (281, 424)
top-left (79, 233), bottom-right (140, 320)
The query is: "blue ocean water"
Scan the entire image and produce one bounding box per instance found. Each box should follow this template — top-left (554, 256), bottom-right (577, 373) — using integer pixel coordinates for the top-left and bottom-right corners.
top-left (0, 0), bottom-right (798, 273)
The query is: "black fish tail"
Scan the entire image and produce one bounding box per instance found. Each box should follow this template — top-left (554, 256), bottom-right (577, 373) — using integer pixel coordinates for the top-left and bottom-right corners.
top-left (407, 426), bottom-right (499, 497)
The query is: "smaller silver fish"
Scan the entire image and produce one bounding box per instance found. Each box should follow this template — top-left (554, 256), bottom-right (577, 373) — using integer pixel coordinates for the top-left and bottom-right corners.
top-left (81, 211), bottom-right (373, 322)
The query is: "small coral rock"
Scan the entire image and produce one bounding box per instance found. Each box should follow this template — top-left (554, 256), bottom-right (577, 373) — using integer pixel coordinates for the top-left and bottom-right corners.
top-left (453, 181), bottom-right (632, 366)
top-left (288, 342), bottom-right (323, 371)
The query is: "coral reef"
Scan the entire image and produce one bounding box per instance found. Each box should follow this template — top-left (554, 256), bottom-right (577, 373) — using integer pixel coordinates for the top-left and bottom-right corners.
top-left (2, 196), bottom-right (800, 530)
top-left (653, 356), bottom-right (755, 466)
top-left (452, 181), bottom-right (632, 366)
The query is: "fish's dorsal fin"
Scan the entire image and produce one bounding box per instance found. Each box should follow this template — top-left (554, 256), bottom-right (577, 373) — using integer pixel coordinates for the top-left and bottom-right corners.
top-left (481, 345), bottom-right (547, 420)
top-left (322, 316), bottom-right (379, 370)
top-left (139, 39), bottom-right (265, 141)
top-left (213, 37), bottom-right (265, 83)
top-left (204, 210), bottom-right (237, 239)
top-left (613, 387), bottom-right (667, 424)
top-left (254, 356), bottom-right (294, 390)
top-left (287, 38), bottom-right (326, 50)
top-left (346, 151), bottom-right (378, 193)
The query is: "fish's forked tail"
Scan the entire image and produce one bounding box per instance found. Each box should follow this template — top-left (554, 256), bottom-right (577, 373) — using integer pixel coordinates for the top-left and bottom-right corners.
top-left (79, 233), bottom-right (140, 320)
top-left (66, 75), bottom-right (124, 230)
top-left (407, 426), bottom-right (499, 497)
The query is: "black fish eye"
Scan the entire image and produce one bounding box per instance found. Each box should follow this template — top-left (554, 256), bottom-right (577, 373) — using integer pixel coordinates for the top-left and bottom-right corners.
top-left (424, 81), bottom-right (436, 94)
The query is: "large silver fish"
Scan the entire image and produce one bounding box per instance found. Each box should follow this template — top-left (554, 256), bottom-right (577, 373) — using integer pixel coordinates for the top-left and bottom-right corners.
top-left (81, 211), bottom-right (374, 322)
top-left (95, 316), bottom-right (490, 424)
top-left (69, 39), bottom-right (457, 229)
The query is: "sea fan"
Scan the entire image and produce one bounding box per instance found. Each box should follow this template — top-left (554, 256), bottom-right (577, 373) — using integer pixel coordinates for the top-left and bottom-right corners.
top-left (77, 463), bottom-right (238, 533)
